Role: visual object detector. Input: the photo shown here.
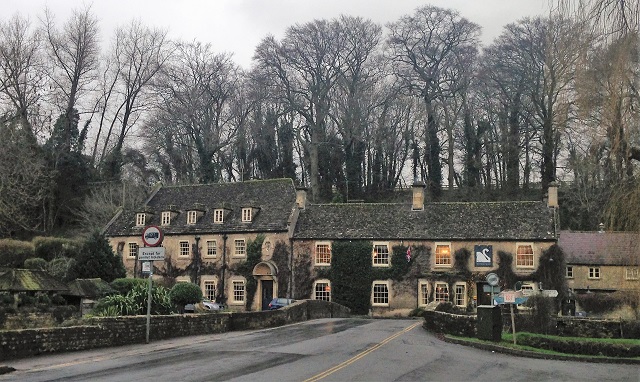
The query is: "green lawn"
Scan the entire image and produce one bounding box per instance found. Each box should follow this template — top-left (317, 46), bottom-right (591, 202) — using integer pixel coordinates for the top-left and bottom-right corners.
top-left (448, 332), bottom-right (640, 360)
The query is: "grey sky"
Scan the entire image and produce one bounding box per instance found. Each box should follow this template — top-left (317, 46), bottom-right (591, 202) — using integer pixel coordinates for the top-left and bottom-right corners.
top-left (6, 0), bottom-right (550, 68)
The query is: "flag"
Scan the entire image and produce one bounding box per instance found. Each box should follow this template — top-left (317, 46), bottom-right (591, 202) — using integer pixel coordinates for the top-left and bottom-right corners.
top-left (406, 246), bottom-right (411, 262)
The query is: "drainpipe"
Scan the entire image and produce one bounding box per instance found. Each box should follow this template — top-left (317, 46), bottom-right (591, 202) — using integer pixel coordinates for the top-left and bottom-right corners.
top-left (219, 234), bottom-right (228, 305)
top-left (289, 238), bottom-right (294, 299)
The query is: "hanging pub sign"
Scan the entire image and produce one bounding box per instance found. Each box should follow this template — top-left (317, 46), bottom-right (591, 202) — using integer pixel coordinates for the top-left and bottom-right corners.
top-left (474, 245), bottom-right (493, 267)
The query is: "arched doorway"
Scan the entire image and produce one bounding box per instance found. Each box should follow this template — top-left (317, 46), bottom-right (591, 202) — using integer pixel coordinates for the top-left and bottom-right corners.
top-left (253, 261), bottom-right (278, 310)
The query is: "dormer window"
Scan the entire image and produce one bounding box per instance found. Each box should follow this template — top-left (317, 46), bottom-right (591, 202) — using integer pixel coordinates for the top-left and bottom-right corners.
top-left (242, 208), bottom-right (252, 222)
top-left (136, 213), bottom-right (146, 226)
top-left (214, 209), bottom-right (224, 224)
top-left (187, 210), bottom-right (197, 225)
top-left (161, 211), bottom-right (171, 226)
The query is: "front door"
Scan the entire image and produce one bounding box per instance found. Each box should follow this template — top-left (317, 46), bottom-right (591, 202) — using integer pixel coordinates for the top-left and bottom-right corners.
top-left (261, 280), bottom-right (274, 310)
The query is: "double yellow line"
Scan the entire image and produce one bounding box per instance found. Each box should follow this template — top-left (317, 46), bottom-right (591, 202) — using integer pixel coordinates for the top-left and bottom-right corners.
top-left (304, 321), bottom-right (422, 382)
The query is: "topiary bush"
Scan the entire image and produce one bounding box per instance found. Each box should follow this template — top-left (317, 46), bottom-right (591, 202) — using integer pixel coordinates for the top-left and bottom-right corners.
top-left (32, 236), bottom-right (81, 261)
top-left (23, 257), bottom-right (48, 270)
top-left (169, 282), bottom-right (203, 313)
top-left (576, 292), bottom-right (626, 316)
top-left (0, 239), bottom-right (35, 267)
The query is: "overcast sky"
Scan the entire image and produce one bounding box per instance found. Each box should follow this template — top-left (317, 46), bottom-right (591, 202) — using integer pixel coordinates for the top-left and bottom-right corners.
top-left (6, 0), bottom-right (550, 69)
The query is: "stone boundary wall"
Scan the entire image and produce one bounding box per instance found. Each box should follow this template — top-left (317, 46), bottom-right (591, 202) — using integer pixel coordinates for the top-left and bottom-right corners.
top-left (0, 300), bottom-right (350, 361)
top-left (422, 310), bottom-right (476, 337)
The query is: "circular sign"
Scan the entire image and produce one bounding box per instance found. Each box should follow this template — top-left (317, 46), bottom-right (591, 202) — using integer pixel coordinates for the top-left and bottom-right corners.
top-left (141, 225), bottom-right (163, 247)
top-left (486, 272), bottom-right (500, 286)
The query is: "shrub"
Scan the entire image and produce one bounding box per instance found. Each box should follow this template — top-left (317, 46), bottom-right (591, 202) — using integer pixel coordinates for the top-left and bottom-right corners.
top-left (169, 283), bottom-right (202, 312)
top-left (23, 257), bottom-right (48, 270)
top-left (517, 332), bottom-right (640, 357)
top-left (67, 231), bottom-right (126, 282)
top-left (0, 292), bottom-right (14, 305)
top-left (524, 295), bottom-right (556, 334)
top-left (111, 278), bottom-right (148, 295)
top-left (35, 292), bottom-right (51, 305)
top-left (32, 237), bottom-right (81, 261)
top-left (51, 306), bottom-right (78, 323)
top-left (92, 282), bottom-right (174, 316)
top-left (51, 294), bottom-right (67, 305)
top-left (0, 239), bottom-right (35, 267)
top-left (17, 293), bottom-right (36, 307)
top-left (47, 257), bottom-right (76, 281)
top-left (576, 292), bottom-right (624, 315)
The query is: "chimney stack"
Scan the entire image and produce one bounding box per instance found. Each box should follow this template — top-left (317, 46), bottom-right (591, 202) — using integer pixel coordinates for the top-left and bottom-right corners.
top-left (296, 187), bottom-right (308, 209)
top-left (547, 181), bottom-right (558, 208)
top-left (412, 181), bottom-right (426, 211)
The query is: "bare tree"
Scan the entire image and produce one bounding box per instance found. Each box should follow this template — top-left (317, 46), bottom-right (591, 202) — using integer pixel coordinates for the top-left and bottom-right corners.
top-left (0, 14), bottom-right (44, 138)
top-left (387, 5), bottom-right (481, 199)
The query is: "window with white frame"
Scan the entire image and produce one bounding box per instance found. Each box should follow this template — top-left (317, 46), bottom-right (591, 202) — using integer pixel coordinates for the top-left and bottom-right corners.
top-left (231, 280), bottom-right (245, 303)
top-left (372, 242), bottom-right (390, 266)
top-left (213, 209), bottom-right (224, 224)
top-left (234, 239), bottom-right (246, 257)
top-left (626, 267), bottom-right (639, 280)
top-left (434, 282), bottom-right (449, 302)
top-left (588, 267), bottom-right (601, 279)
top-left (242, 208), bottom-right (252, 222)
top-left (434, 243), bottom-right (451, 266)
top-left (372, 281), bottom-right (390, 306)
top-left (206, 240), bottom-right (217, 257)
top-left (418, 280), bottom-right (429, 307)
top-left (161, 211), bottom-right (171, 226)
top-left (179, 241), bottom-right (190, 257)
top-left (566, 266), bottom-right (574, 278)
top-left (203, 280), bottom-right (216, 301)
top-left (136, 213), bottom-right (145, 226)
top-left (454, 283), bottom-right (466, 307)
top-left (516, 243), bottom-right (535, 268)
top-left (187, 210), bottom-right (197, 225)
top-left (314, 280), bottom-right (331, 301)
top-left (315, 242), bottom-right (331, 266)
top-left (128, 242), bottom-right (138, 258)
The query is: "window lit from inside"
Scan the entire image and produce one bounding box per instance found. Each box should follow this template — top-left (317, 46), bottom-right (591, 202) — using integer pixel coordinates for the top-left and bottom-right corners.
top-left (234, 239), bottom-right (246, 257)
top-left (516, 244), bottom-right (534, 268)
top-left (179, 241), bottom-right (190, 257)
top-left (315, 243), bottom-right (331, 265)
top-left (232, 280), bottom-right (245, 303)
top-left (372, 243), bottom-right (390, 266)
top-left (314, 281), bottom-right (331, 301)
top-left (372, 282), bottom-right (389, 305)
top-left (435, 244), bottom-right (451, 266)
top-left (434, 283), bottom-right (449, 302)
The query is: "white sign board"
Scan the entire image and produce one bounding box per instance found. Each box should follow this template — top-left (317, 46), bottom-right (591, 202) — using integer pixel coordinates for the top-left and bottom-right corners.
top-left (138, 247), bottom-right (166, 261)
top-left (542, 289), bottom-right (559, 297)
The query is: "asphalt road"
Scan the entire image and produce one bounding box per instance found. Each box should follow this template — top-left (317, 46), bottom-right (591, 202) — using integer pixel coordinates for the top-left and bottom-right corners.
top-left (1, 318), bottom-right (638, 382)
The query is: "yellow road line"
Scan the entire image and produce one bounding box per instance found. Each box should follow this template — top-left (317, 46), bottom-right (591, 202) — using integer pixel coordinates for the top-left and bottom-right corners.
top-left (304, 321), bottom-right (421, 382)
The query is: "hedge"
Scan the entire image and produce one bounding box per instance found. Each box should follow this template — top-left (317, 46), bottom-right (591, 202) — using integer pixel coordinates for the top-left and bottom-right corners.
top-left (0, 239), bottom-right (35, 267)
top-left (32, 236), bottom-right (81, 262)
top-left (517, 332), bottom-right (640, 358)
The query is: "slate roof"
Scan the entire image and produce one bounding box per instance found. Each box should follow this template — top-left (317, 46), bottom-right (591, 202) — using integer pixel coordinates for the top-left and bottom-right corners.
top-left (558, 231), bottom-right (640, 266)
top-left (104, 179), bottom-right (297, 237)
top-left (65, 278), bottom-right (116, 298)
top-left (0, 269), bottom-right (69, 293)
top-left (293, 201), bottom-right (556, 241)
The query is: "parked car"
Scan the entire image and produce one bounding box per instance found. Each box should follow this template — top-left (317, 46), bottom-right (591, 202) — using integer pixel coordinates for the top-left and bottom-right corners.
top-left (185, 299), bottom-right (224, 313)
top-left (268, 298), bottom-right (295, 310)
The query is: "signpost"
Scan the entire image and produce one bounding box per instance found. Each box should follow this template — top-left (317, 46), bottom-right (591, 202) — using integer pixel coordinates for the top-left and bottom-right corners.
top-left (140, 226), bottom-right (164, 344)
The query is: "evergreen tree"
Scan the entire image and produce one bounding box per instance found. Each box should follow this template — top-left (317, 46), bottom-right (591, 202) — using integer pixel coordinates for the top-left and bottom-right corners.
top-left (68, 231), bottom-right (126, 282)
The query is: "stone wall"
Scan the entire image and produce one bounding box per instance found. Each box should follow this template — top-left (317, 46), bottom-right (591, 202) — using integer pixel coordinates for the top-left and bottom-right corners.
top-left (422, 310), bottom-right (476, 337)
top-left (0, 300), bottom-right (350, 361)
top-left (555, 317), bottom-right (640, 339)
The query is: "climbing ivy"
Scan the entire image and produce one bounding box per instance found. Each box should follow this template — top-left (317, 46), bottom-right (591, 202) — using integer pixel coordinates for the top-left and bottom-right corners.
top-left (330, 241), bottom-right (373, 315)
top-left (293, 254), bottom-right (312, 299)
top-left (232, 234), bottom-right (264, 310)
top-left (271, 240), bottom-right (291, 297)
